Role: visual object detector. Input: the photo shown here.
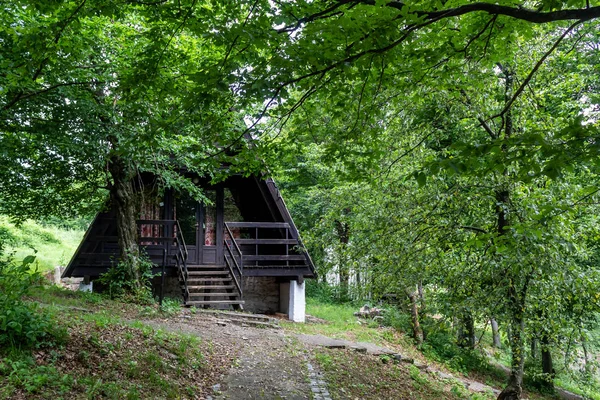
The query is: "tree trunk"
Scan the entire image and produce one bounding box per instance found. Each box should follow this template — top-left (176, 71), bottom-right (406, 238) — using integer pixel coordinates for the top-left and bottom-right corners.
top-left (335, 220), bottom-right (350, 301)
top-left (418, 280), bottom-right (427, 340)
top-left (531, 338), bottom-right (537, 359)
top-left (458, 311), bottom-right (476, 349)
top-left (407, 287), bottom-right (423, 345)
top-left (491, 318), bottom-right (501, 348)
top-left (108, 153), bottom-right (141, 289)
top-left (498, 286), bottom-right (525, 400)
top-left (582, 334), bottom-right (590, 375)
top-left (496, 66), bottom-right (526, 400)
top-left (356, 269), bottom-right (362, 299)
top-left (541, 333), bottom-right (554, 388)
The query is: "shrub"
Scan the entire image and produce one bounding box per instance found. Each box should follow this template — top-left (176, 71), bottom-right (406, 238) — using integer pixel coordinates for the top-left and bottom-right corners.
top-left (420, 327), bottom-right (490, 374)
top-left (306, 280), bottom-right (336, 303)
top-left (381, 307), bottom-right (413, 333)
top-left (0, 255), bottom-right (56, 349)
top-left (97, 252), bottom-right (156, 304)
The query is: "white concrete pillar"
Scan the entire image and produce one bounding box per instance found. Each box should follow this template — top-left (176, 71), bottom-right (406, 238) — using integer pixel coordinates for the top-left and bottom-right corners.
top-left (54, 266), bottom-right (62, 285)
top-left (288, 280), bottom-right (305, 323)
top-left (78, 281), bottom-right (93, 292)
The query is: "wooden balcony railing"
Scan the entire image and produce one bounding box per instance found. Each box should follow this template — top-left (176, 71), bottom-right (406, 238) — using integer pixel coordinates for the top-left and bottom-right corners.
top-left (224, 222), bottom-right (309, 270)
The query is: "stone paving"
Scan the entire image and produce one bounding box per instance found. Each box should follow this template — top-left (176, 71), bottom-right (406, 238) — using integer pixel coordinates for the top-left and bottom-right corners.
top-left (307, 361), bottom-right (331, 400)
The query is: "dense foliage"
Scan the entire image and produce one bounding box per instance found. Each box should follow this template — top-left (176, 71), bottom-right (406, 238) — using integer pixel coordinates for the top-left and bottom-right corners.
top-left (0, 255), bottom-right (57, 349)
top-left (3, 1), bottom-right (600, 398)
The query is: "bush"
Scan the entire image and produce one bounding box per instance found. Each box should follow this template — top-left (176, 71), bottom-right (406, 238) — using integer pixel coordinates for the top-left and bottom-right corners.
top-left (97, 252), bottom-right (156, 304)
top-left (306, 280), bottom-right (337, 303)
top-left (0, 255), bottom-right (56, 349)
top-left (420, 327), bottom-right (490, 374)
top-left (381, 307), bottom-right (413, 333)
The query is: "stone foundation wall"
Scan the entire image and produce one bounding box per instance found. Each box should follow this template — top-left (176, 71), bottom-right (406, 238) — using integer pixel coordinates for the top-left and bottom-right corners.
top-left (151, 276), bottom-right (183, 301)
top-left (242, 276), bottom-right (279, 314)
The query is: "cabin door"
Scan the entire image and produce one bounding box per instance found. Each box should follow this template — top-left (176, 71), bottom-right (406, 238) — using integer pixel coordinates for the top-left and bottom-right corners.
top-left (198, 188), bottom-right (223, 264)
top-left (174, 188), bottom-right (224, 265)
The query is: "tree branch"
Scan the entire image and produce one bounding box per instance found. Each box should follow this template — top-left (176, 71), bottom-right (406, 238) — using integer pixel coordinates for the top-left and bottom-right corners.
top-left (459, 225), bottom-right (488, 234)
top-left (361, 0), bottom-right (600, 24)
top-left (3, 81), bottom-right (101, 111)
top-left (490, 21), bottom-right (582, 120)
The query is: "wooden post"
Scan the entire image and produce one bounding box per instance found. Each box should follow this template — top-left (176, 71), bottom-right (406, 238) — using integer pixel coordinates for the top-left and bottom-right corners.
top-left (160, 247), bottom-right (166, 306)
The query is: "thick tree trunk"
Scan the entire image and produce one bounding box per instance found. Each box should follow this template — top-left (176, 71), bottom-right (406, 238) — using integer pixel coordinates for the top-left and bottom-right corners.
top-left (407, 287), bottom-right (423, 345)
top-left (491, 318), bottom-right (502, 348)
top-left (108, 154), bottom-right (141, 289)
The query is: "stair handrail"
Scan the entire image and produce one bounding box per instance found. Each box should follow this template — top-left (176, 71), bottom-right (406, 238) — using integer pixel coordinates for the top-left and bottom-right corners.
top-left (223, 223), bottom-right (243, 297)
top-left (174, 220), bottom-right (189, 302)
top-left (224, 223), bottom-right (243, 275)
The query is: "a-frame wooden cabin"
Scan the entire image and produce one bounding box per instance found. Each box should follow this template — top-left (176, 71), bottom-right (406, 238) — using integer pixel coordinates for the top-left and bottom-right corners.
top-left (62, 174), bottom-right (315, 321)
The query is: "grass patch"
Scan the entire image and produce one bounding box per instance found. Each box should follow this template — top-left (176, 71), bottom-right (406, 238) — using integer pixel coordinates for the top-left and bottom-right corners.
top-left (293, 298), bottom-right (576, 400)
top-left (0, 311), bottom-right (232, 399)
top-left (0, 217), bottom-right (85, 272)
top-left (314, 348), bottom-right (461, 400)
top-left (27, 285), bottom-right (184, 323)
top-left (282, 298), bottom-right (424, 361)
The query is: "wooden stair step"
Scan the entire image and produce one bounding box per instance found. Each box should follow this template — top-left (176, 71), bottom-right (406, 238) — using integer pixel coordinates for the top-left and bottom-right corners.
top-left (188, 292), bottom-right (240, 297)
top-left (185, 300), bottom-right (245, 305)
top-left (187, 265), bottom-right (226, 270)
top-left (188, 271), bottom-right (230, 276)
top-left (187, 285), bottom-right (235, 290)
top-left (186, 278), bottom-right (233, 283)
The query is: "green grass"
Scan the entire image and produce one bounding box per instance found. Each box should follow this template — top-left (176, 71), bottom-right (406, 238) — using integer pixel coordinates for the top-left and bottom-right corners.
top-left (0, 217), bottom-right (85, 272)
top-left (282, 298), bottom-right (422, 360)
top-left (290, 298), bottom-right (594, 400)
top-left (1, 286), bottom-right (228, 400)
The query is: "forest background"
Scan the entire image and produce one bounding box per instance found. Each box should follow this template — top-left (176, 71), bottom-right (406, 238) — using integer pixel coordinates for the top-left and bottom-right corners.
top-left (2, 1), bottom-right (600, 399)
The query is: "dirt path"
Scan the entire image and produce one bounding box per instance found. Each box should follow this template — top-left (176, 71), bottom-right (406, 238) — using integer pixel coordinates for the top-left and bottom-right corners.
top-left (144, 311), bottom-right (313, 400)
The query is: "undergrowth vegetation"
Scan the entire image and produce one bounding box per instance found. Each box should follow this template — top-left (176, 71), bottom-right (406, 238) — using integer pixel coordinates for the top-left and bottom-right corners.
top-left (298, 288), bottom-right (600, 399)
top-left (97, 252), bottom-right (157, 305)
top-left (0, 255), bottom-right (64, 349)
top-left (0, 270), bottom-right (229, 399)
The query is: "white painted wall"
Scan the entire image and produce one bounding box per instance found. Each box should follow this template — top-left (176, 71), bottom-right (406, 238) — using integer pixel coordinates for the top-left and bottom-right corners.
top-left (288, 280), bottom-right (305, 323)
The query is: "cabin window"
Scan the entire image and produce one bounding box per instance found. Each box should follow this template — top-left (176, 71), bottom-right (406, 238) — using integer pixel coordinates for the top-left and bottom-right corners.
top-left (224, 188), bottom-right (243, 239)
top-left (139, 192), bottom-right (165, 242)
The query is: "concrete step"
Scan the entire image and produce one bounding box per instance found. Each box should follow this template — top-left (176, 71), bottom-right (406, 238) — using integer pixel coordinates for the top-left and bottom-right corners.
top-left (199, 309), bottom-right (274, 324)
top-left (216, 318), bottom-right (281, 329)
top-left (185, 300), bottom-right (245, 305)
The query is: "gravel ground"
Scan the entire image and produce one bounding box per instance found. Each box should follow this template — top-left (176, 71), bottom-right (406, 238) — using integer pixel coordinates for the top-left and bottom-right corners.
top-left (144, 310), bottom-right (312, 400)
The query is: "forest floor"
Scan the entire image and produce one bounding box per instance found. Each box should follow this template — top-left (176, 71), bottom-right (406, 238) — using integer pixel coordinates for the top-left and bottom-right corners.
top-left (0, 286), bottom-right (579, 400)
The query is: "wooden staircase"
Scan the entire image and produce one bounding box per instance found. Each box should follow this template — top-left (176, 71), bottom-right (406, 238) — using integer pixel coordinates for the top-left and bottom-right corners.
top-left (183, 265), bottom-right (244, 309)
